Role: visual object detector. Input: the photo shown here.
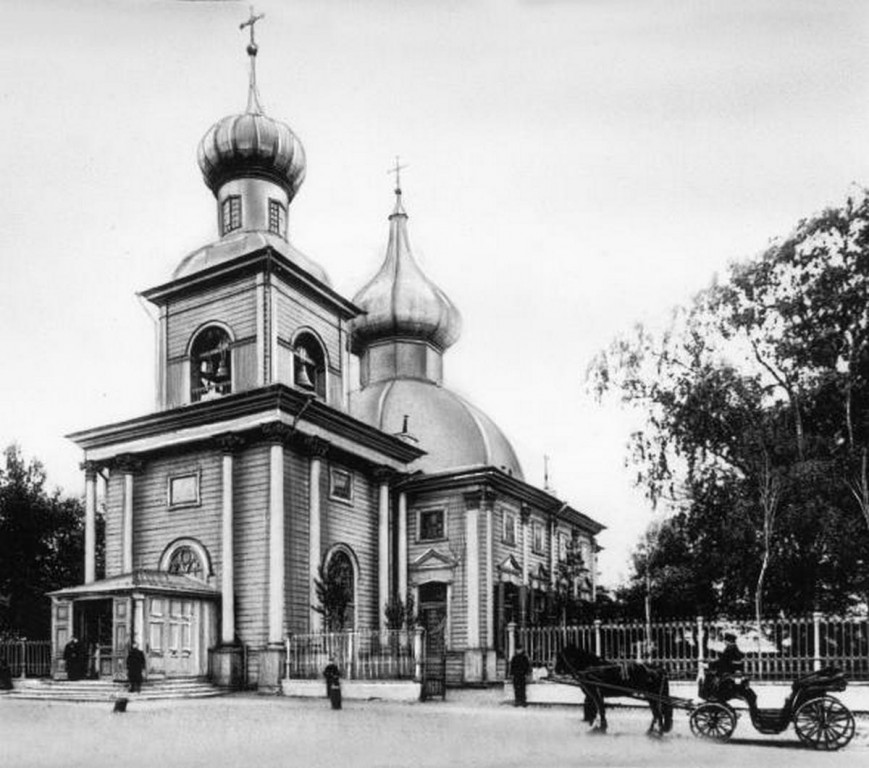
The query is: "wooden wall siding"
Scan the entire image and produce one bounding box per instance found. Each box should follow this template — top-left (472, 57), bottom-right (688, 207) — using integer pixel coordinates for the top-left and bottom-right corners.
top-left (131, 452), bottom-right (222, 577)
top-left (166, 359), bottom-right (186, 409)
top-left (284, 449), bottom-right (310, 636)
top-left (104, 473), bottom-right (124, 577)
top-left (233, 340), bottom-right (258, 392)
top-left (166, 277), bottom-right (258, 359)
top-left (406, 491), bottom-right (468, 650)
top-left (322, 465), bottom-right (378, 629)
top-left (274, 284), bottom-right (341, 370)
top-left (233, 445), bottom-right (270, 648)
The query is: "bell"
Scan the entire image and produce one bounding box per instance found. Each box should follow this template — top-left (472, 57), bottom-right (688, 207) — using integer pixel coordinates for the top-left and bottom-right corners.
top-left (200, 359), bottom-right (212, 376)
top-left (215, 359), bottom-right (228, 379)
top-left (296, 364), bottom-right (315, 390)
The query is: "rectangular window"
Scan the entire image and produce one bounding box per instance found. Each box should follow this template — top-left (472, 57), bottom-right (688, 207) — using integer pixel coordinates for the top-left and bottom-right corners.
top-left (502, 510), bottom-right (517, 546)
top-left (558, 532), bottom-right (568, 562)
top-left (268, 198), bottom-right (287, 237)
top-left (168, 473), bottom-right (199, 508)
top-left (329, 467), bottom-right (353, 503)
top-left (532, 521), bottom-right (545, 554)
top-left (221, 195), bottom-right (242, 235)
top-left (418, 508), bottom-right (445, 542)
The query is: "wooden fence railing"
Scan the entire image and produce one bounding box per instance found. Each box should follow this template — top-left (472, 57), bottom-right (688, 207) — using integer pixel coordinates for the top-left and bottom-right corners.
top-left (0, 640), bottom-right (52, 678)
top-left (285, 629), bottom-right (423, 681)
top-left (511, 613), bottom-right (869, 681)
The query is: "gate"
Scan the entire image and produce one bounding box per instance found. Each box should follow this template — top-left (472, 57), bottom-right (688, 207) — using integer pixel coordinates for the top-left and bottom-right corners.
top-left (419, 583), bottom-right (447, 700)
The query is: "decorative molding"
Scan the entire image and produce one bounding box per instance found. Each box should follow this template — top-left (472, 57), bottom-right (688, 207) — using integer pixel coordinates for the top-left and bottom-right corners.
top-left (372, 465), bottom-right (396, 484)
top-left (80, 460), bottom-right (102, 478)
top-left (261, 421), bottom-right (295, 445)
top-left (214, 432), bottom-right (246, 454)
top-left (113, 454), bottom-right (143, 474)
top-left (305, 435), bottom-right (330, 458)
top-left (463, 488), bottom-right (496, 510)
top-left (519, 503), bottom-right (532, 525)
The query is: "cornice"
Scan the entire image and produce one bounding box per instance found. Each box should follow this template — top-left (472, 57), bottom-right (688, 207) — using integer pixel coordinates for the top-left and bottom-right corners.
top-left (67, 384), bottom-right (424, 466)
top-left (140, 247), bottom-right (360, 320)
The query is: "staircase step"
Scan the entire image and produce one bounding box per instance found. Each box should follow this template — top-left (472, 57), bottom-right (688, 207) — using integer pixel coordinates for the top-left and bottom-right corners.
top-left (6, 678), bottom-right (228, 702)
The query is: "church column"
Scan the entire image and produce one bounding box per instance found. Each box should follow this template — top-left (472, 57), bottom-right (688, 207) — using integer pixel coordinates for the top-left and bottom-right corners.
top-left (307, 437), bottom-right (330, 632)
top-left (485, 500), bottom-right (494, 650)
top-left (264, 425), bottom-right (291, 644)
top-left (549, 519), bottom-right (558, 590)
top-left (520, 505), bottom-right (531, 627)
top-left (375, 469), bottom-right (393, 631)
top-left (216, 434), bottom-right (244, 644)
top-left (82, 462), bottom-right (97, 584)
top-left (115, 455), bottom-right (141, 573)
top-left (397, 492), bottom-right (408, 601)
top-left (465, 497), bottom-right (480, 649)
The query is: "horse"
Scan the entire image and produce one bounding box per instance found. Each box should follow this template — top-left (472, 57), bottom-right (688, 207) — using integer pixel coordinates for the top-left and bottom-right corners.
top-left (554, 645), bottom-right (673, 736)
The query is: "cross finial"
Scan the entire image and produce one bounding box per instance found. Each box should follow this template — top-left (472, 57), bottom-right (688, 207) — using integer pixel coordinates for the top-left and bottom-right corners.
top-left (240, 6), bottom-right (265, 113)
top-left (387, 156), bottom-right (408, 195)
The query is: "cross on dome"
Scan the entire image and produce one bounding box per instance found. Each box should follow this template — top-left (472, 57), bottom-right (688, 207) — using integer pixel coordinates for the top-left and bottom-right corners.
top-left (388, 156), bottom-right (408, 215)
top-left (240, 6), bottom-right (266, 114)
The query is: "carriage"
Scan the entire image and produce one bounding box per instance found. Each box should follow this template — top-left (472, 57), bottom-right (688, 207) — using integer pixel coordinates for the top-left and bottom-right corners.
top-left (551, 646), bottom-right (857, 751)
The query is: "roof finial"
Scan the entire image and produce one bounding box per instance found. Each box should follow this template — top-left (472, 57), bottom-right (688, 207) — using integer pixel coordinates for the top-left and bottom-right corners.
top-left (387, 156), bottom-right (408, 214)
top-left (240, 6), bottom-right (265, 114)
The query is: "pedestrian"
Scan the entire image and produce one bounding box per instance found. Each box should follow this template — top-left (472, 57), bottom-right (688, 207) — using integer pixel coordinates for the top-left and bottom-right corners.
top-left (63, 637), bottom-right (84, 681)
top-left (509, 647), bottom-right (531, 707)
top-left (126, 642), bottom-right (146, 693)
top-left (0, 656), bottom-right (12, 690)
top-left (323, 656), bottom-right (342, 710)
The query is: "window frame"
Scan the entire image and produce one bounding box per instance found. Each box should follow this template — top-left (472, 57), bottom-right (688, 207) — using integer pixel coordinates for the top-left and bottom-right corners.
top-left (167, 472), bottom-right (201, 509)
top-left (221, 195), bottom-right (242, 235)
top-left (502, 509), bottom-right (517, 547)
top-left (532, 521), bottom-right (546, 555)
top-left (417, 507), bottom-right (447, 543)
top-left (268, 198), bottom-right (287, 238)
top-left (329, 466), bottom-right (354, 505)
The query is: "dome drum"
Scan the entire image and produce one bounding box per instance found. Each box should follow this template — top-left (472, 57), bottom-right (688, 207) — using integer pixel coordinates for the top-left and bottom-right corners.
top-left (216, 178), bottom-right (289, 239)
top-left (359, 339), bottom-right (444, 388)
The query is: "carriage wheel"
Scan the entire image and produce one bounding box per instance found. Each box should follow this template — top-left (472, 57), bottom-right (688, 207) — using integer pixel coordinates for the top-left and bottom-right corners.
top-left (689, 703), bottom-right (736, 742)
top-left (793, 696), bottom-right (855, 751)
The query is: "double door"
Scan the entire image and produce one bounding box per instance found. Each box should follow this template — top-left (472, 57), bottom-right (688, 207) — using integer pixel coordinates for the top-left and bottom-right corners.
top-left (147, 598), bottom-right (198, 676)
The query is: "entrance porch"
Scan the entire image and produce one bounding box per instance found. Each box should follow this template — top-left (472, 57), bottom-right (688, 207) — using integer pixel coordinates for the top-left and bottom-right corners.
top-left (48, 570), bottom-right (219, 682)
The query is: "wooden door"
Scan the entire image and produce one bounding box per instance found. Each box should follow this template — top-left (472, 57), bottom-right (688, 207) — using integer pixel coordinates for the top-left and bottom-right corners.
top-left (419, 583), bottom-right (447, 700)
top-left (166, 599), bottom-right (195, 676)
top-left (51, 599), bottom-right (71, 678)
top-left (112, 597), bottom-right (130, 680)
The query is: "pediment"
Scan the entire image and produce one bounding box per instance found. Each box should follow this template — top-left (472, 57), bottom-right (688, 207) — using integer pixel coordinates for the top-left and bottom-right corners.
top-left (411, 548), bottom-right (457, 570)
top-left (497, 554), bottom-right (522, 576)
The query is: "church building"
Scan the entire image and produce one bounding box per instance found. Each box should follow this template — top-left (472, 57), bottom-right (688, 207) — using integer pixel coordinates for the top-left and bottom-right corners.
top-left (50, 18), bottom-right (604, 690)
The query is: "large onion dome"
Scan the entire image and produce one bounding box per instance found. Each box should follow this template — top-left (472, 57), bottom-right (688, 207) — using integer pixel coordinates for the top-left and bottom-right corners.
top-left (197, 112), bottom-right (306, 201)
top-left (350, 191), bottom-right (462, 354)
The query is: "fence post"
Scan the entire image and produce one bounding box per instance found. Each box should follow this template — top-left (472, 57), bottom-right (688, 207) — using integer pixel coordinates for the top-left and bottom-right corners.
top-left (284, 634), bottom-right (291, 680)
top-left (812, 611), bottom-right (822, 672)
top-left (696, 615), bottom-right (704, 674)
top-left (413, 627), bottom-right (424, 683)
top-left (18, 640), bottom-right (26, 679)
top-left (594, 619), bottom-right (602, 657)
top-left (506, 622), bottom-right (516, 661)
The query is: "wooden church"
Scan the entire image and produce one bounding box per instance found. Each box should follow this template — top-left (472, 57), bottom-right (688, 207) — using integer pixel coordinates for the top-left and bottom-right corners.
top-left (50, 17), bottom-right (604, 690)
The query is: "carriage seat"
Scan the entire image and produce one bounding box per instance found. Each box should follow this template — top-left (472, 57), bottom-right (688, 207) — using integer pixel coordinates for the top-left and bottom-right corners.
top-left (791, 666), bottom-right (846, 694)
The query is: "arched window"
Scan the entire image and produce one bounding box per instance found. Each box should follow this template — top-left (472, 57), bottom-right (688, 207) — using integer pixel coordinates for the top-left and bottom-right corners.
top-left (190, 325), bottom-right (232, 402)
top-left (293, 332), bottom-right (326, 399)
top-left (166, 546), bottom-right (205, 581)
top-left (320, 549), bottom-right (355, 630)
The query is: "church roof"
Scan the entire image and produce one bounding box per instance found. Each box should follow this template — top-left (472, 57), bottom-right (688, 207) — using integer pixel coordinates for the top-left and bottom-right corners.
top-left (349, 377), bottom-right (523, 479)
top-left (48, 570), bottom-right (220, 599)
top-left (350, 189), bottom-right (462, 354)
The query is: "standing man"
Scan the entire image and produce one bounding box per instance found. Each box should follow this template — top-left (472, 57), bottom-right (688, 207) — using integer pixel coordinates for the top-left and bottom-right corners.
top-left (509, 647), bottom-right (531, 707)
top-left (126, 642), bottom-right (146, 694)
top-left (323, 656), bottom-right (342, 710)
top-left (64, 637), bottom-right (84, 681)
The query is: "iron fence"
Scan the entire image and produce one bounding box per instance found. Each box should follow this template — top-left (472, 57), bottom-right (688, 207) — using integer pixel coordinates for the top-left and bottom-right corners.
top-left (0, 640), bottom-right (52, 678)
top-left (513, 613), bottom-right (869, 681)
top-left (285, 629), bottom-right (421, 681)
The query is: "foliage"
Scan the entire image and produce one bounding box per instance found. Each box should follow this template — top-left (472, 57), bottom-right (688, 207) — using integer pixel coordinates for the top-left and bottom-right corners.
top-left (0, 444), bottom-right (90, 639)
top-left (544, 537), bottom-right (590, 625)
top-left (383, 592), bottom-right (417, 630)
top-left (312, 559), bottom-right (353, 631)
top-left (590, 189), bottom-right (869, 617)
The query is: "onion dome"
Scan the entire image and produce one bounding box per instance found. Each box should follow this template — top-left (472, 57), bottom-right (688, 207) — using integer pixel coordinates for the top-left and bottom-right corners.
top-left (350, 187), bottom-right (462, 354)
top-left (196, 13), bottom-right (306, 201)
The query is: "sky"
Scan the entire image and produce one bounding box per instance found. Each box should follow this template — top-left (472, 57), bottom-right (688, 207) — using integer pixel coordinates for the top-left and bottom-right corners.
top-left (0, 0), bottom-right (867, 586)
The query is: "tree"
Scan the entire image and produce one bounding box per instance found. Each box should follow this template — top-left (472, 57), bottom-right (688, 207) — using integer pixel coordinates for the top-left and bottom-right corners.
top-left (590, 189), bottom-right (869, 616)
top-left (0, 445), bottom-right (88, 639)
top-left (312, 559), bottom-right (353, 631)
top-left (384, 592), bottom-right (416, 630)
top-left (548, 537), bottom-right (590, 625)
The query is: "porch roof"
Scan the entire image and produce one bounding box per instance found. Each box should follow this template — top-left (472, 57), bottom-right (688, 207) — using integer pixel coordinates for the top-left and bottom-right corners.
top-left (48, 569), bottom-right (220, 600)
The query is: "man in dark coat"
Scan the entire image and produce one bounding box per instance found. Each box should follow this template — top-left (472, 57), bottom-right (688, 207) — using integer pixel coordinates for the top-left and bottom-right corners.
top-left (126, 642), bottom-right (146, 693)
top-left (509, 647), bottom-right (531, 707)
top-left (64, 637), bottom-right (85, 681)
top-left (323, 657), bottom-right (341, 710)
top-left (708, 632), bottom-right (755, 707)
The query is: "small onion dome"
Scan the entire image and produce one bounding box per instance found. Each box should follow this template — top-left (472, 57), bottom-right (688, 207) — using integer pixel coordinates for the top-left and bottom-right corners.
top-left (197, 112), bottom-right (306, 201)
top-left (351, 194), bottom-right (462, 354)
